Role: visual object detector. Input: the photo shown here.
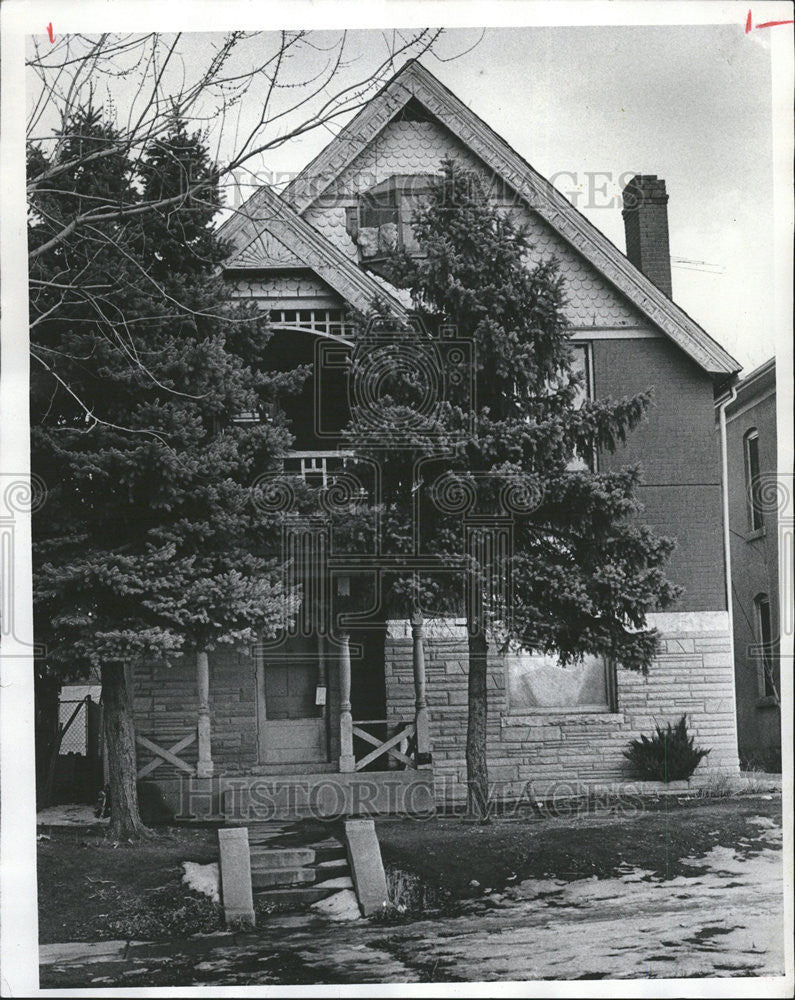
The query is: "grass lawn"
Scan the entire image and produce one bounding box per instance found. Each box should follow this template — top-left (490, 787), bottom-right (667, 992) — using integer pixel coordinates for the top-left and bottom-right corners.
top-left (37, 794), bottom-right (781, 943)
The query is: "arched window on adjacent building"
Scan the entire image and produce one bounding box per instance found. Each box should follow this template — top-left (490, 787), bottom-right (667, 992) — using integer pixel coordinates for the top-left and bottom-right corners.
top-left (744, 428), bottom-right (764, 532)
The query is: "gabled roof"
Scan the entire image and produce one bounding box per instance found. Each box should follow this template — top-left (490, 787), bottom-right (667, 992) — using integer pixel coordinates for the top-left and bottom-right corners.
top-left (279, 60), bottom-right (740, 378)
top-left (219, 182), bottom-right (408, 320)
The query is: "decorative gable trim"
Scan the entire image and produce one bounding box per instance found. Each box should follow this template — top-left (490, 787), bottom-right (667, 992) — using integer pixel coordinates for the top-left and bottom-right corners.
top-left (281, 61), bottom-right (739, 377)
top-left (220, 185), bottom-right (408, 320)
top-left (226, 229), bottom-right (306, 269)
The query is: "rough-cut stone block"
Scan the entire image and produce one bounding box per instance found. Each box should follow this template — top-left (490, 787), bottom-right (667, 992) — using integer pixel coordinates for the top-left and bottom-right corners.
top-left (344, 818), bottom-right (388, 916)
top-left (218, 827), bottom-right (255, 928)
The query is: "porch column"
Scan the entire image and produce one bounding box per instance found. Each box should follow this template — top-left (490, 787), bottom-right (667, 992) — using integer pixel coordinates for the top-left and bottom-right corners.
top-left (338, 632), bottom-right (355, 772)
top-left (411, 610), bottom-right (432, 767)
top-left (196, 650), bottom-right (214, 778)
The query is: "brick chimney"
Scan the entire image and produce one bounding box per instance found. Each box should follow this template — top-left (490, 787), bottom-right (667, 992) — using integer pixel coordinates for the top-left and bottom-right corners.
top-left (621, 174), bottom-right (672, 298)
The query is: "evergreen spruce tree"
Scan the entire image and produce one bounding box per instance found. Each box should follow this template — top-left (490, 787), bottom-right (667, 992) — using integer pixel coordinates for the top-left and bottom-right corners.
top-left (29, 110), bottom-right (303, 837)
top-left (365, 161), bottom-right (682, 816)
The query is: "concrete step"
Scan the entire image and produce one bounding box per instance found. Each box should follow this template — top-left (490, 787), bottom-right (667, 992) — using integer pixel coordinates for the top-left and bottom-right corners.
top-left (240, 827), bottom-right (291, 843)
top-left (314, 875), bottom-right (353, 889)
top-left (249, 846), bottom-right (316, 868)
top-left (253, 885), bottom-right (338, 905)
top-left (251, 867), bottom-right (317, 889)
top-left (243, 826), bottom-right (343, 847)
top-left (310, 846), bottom-right (347, 865)
top-left (312, 858), bottom-right (349, 877)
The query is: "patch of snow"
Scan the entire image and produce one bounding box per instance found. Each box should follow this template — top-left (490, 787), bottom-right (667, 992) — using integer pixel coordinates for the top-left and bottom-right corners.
top-left (680, 844), bottom-right (769, 876)
top-left (37, 804), bottom-right (108, 826)
top-left (311, 889), bottom-right (361, 921)
top-left (496, 836), bottom-right (784, 978)
top-left (182, 861), bottom-right (219, 904)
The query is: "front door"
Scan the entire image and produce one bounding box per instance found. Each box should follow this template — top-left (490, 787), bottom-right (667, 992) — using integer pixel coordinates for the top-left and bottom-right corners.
top-left (257, 637), bottom-right (328, 766)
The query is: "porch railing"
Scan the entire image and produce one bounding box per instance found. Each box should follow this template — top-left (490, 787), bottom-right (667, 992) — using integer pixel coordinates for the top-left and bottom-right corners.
top-left (339, 610), bottom-right (432, 773)
top-left (283, 450), bottom-right (354, 488)
top-left (352, 719), bottom-right (417, 771)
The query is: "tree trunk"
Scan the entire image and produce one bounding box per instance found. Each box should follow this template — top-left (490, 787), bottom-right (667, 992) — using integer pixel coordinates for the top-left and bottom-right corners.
top-left (101, 661), bottom-right (149, 839)
top-left (466, 625), bottom-right (489, 818)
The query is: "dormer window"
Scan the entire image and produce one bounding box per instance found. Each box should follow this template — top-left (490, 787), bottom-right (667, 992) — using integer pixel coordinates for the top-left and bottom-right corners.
top-left (348, 174), bottom-right (439, 262)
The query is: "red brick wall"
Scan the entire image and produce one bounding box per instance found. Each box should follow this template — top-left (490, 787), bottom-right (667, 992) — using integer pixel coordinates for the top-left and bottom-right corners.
top-left (725, 375), bottom-right (780, 764)
top-left (592, 337), bottom-right (726, 612)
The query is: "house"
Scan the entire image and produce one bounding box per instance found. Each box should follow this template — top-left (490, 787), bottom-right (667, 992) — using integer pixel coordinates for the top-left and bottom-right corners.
top-left (130, 60), bottom-right (743, 818)
top-left (723, 358), bottom-right (781, 771)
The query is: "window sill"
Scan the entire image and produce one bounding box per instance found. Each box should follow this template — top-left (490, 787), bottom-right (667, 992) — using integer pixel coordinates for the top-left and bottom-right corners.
top-left (746, 526), bottom-right (766, 542)
top-left (503, 711), bottom-right (624, 725)
top-left (755, 695), bottom-right (779, 709)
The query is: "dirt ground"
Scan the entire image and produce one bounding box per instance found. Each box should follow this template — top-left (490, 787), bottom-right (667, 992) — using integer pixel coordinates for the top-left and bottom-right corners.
top-left (375, 795), bottom-right (783, 896)
top-left (37, 825), bottom-right (220, 943)
top-left (39, 793), bottom-right (785, 985)
top-left (38, 794), bottom-right (781, 944)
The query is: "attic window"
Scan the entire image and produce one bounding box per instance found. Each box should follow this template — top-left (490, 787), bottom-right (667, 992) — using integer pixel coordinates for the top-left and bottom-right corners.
top-left (353, 174), bottom-right (439, 261)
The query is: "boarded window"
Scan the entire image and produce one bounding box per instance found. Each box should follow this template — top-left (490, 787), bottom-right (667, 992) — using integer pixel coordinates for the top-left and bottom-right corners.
top-left (507, 651), bottom-right (611, 711)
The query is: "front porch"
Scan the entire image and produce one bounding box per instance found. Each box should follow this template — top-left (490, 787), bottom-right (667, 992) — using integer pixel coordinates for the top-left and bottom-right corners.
top-left (133, 613), bottom-right (435, 819)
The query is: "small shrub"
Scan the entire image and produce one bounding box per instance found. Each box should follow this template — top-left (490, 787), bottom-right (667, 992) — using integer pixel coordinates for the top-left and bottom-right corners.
top-left (693, 773), bottom-right (735, 799)
top-left (372, 865), bottom-right (452, 923)
top-left (624, 715), bottom-right (710, 782)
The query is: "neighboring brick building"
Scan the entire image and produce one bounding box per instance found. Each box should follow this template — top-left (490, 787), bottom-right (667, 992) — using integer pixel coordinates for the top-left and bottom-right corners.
top-left (131, 61), bottom-right (743, 816)
top-left (723, 359), bottom-right (781, 770)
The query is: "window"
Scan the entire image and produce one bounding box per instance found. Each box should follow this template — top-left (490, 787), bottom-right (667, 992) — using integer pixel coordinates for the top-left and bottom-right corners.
top-left (567, 342), bottom-right (595, 471)
top-left (744, 428), bottom-right (763, 532)
top-left (570, 343), bottom-right (593, 408)
top-left (754, 593), bottom-right (776, 699)
top-left (507, 651), bottom-right (616, 713)
top-left (354, 174), bottom-right (439, 261)
top-left (268, 308), bottom-right (350, 339)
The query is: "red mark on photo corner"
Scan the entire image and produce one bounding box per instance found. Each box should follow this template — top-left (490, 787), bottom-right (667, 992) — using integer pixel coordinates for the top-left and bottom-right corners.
top-left (47, 22), bottom-right (55, 43)
top-left (746, 9), bottom-right (794, 32)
